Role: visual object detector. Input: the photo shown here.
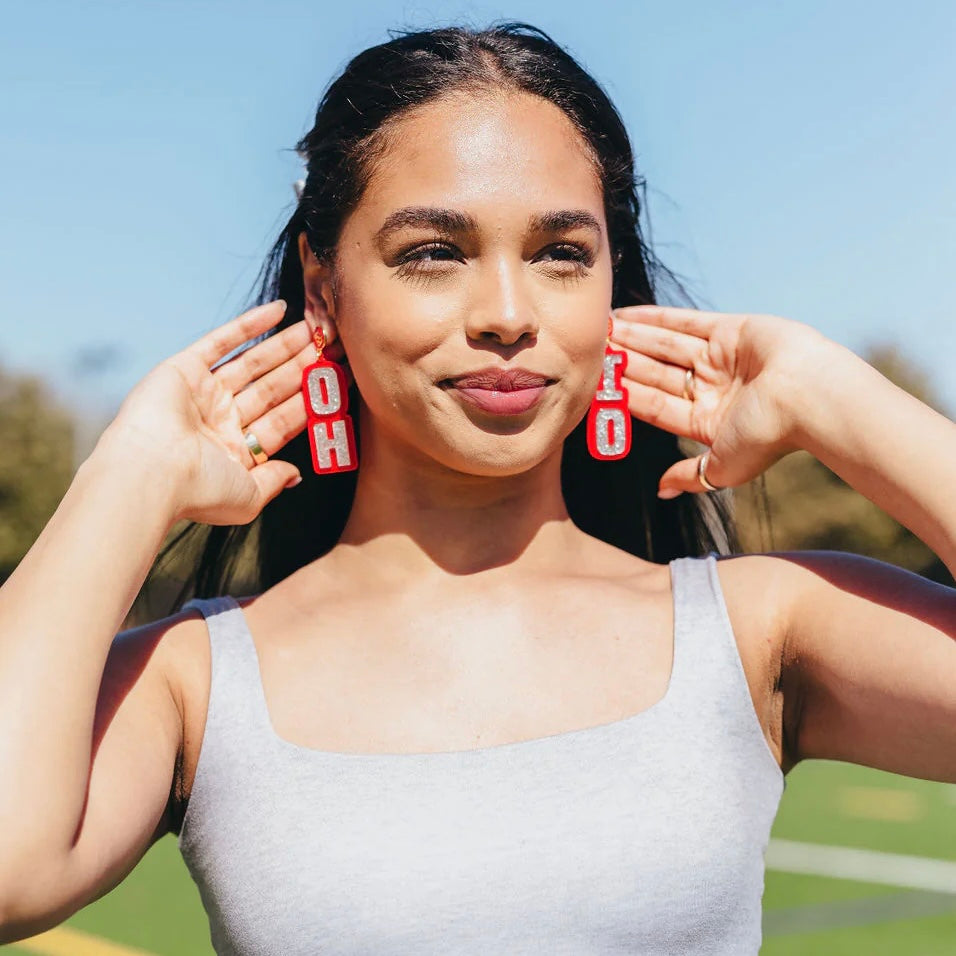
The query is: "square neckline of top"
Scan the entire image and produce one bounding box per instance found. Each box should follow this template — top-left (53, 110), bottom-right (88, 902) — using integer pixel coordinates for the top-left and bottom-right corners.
top-left (208, 557), bottom-right (695, 761)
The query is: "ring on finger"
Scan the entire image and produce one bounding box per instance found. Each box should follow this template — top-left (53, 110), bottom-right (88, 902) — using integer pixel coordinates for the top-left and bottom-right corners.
top-left (698, 451), bottom-right (720, 492)
top-left (682, 368), bottom-right (696, 402)
top-left (244, 431), bottom-right (269, 465)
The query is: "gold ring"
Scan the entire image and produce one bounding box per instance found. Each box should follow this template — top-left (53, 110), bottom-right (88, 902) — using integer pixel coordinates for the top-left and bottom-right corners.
top-left (682, 368), bottom-right (696, 401)
top-left (244, 431), bottom-right (268, 465)
top-left (698, 451), bottom-right (720, 492)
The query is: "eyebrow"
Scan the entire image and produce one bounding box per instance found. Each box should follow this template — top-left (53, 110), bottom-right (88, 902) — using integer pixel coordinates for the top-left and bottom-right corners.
top-left (373, 206), bottom-right (602, 245)
top-left (374, 207), bottom-right (478, 243)
top-left (528, 209), bottom-right (602, 236)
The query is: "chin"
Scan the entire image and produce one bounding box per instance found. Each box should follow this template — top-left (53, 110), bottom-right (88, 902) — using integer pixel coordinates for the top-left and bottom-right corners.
top-left (431, 431), bottom-right (566, 479)
top-left (362, 391), bottom-right (585, 477)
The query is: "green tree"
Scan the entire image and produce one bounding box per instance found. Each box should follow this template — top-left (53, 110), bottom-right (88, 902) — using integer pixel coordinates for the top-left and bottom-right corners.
top-left (0, 367), bottom-right (75, 582)
top-left (733, 343), bottom-right (951, 583)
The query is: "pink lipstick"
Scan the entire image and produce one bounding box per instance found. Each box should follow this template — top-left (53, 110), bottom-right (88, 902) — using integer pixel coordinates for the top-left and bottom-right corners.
top-left (444, 367), bottom-right (552, 416)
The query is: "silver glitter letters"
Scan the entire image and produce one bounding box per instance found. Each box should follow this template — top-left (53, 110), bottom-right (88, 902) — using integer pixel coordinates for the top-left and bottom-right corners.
top-left (586, 342), bottom-right (631, 460)
top-left (311, 418), bottom-right (353, 470)
top-left (306, 366), bottom-right (342, 416)
top-left (301, 357), bottom-right (358, 473)
top-left (597, 351), bottom-right (624, 401)
top-left (594, 407), bottom-right (627, 457)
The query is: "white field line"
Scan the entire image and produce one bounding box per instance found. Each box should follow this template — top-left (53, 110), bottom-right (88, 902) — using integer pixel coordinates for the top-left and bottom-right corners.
top-left (767, 838), bottom-right (956, 895)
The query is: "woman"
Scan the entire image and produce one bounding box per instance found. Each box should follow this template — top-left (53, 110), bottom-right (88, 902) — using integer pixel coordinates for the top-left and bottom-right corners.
top-left (0, 22), bottom-right (953, 956)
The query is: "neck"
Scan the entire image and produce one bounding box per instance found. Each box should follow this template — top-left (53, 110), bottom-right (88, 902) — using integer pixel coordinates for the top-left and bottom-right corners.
top-left (336, 425), bottom-right (577, 579)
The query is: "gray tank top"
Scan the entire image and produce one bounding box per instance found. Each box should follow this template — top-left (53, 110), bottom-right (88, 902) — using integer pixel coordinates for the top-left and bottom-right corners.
top-left (177, 555), bottom-right (784, 955)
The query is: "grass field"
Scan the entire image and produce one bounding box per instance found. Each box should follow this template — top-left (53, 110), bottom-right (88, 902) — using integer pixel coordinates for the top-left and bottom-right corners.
top-left (4, 760), bottom-right (955, 954)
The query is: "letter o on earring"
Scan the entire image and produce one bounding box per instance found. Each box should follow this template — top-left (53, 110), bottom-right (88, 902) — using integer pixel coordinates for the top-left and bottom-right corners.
top-left (697, 451), bottom-right (720, 492)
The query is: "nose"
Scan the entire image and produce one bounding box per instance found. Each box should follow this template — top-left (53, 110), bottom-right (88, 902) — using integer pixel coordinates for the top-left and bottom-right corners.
top-left (464, 257), bottom-right (539, 347)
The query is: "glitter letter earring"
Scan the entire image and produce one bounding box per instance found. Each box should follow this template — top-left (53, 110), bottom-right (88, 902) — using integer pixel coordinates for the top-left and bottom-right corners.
top-left (586, 315), bottom-right (632, 460)
top-left (301, 327), bottom-right (358, 473)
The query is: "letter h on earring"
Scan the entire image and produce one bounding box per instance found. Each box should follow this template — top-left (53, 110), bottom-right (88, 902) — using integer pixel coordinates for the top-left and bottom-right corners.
top-left (301, 328), bottom-right (358, 473)
top-left (587, 315), bottom-right (631, 460)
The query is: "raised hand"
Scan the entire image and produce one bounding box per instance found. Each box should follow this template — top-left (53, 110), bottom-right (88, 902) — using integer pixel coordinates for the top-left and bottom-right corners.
top-left (98, 300), bottom-right (330, 525)
top-left (610, 305), bottom-right (831, 497)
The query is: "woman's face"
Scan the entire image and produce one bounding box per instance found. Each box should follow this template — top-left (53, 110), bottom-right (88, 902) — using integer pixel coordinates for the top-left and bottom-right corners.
top-left (303, 89), bottom-right (614, 477)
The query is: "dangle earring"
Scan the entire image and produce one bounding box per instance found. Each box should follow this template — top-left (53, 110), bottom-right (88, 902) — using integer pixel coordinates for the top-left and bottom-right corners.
top-left (301, 327), bottom-right (358, 473)
top-left (586, 315), bottom-right (632, 460)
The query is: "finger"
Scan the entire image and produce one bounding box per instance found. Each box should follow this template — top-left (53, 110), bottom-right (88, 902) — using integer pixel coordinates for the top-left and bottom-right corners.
top-left (235, 347), bottom-right (315, 427)
top-left (614, 304), bottom-right (724, 338)
top-left (249, 459), bottom-right (304, 508)
top-left (191, 300), bottom-right (288, 368)
top-left (658, 449), bottom-right (730, 499)
top-left (625, 380), bottom-right (695, 436)
top-left (612, 319), bottom-right (708, 370)
top-left (656, 458), bottom-right (700, 499)
top-left (242, 392), bottom-right (308, 457)
top-left (620, 348), bottom-right (689, 398)
top-left (215, 319), bottom-right (311, 394)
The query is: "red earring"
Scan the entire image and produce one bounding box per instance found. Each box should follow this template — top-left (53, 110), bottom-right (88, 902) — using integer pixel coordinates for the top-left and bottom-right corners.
top-left (301, 328), bottom-right (358, 473)
top-left (586, 315), bottom-right (631, 460)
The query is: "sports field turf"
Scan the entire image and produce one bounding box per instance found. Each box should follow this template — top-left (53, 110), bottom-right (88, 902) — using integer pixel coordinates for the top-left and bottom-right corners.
top-left (5, 759), bottom-right (955, 954)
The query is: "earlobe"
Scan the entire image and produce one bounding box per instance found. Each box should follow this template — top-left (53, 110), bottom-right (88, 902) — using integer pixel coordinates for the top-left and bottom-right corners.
top-left (297, 231), bottom-right (339, 345)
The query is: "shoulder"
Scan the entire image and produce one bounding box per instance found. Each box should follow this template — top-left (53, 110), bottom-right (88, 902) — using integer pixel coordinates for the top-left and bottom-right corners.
top-left (706, 552), bottom-right (805, 772)
top-left (89, 607), bottom-right (213, 839)
top-left (723, 549), bottom-right (956, 679)
top-left (713, 548), bottom-right (951, 629)
top-left (139, 596), bottom-right (263, 834)
top-left (138, 600), bottom-right (260, 778)
top-left (112, 605), bottom-right (211, 718)
top-left (727, 551), bottom-right (956, 777)
top-left (706, 549), bottom-right (901, 666)
top-left (710, 551), bottom-right (794, 623)
top-left (709, 549), bottom-right (954, 763)
top-left (153, 596), bottom-right (259, 744)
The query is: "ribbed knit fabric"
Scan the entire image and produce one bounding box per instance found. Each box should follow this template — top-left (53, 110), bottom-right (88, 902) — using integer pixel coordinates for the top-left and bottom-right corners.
top-left (178, 555), bottom-right (785, 954)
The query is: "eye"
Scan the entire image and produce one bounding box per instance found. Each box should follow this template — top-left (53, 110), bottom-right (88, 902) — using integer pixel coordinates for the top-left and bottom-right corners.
top-left (535, 242), bottom-right (595, 275)
top-left (394, 241), bottom-right (462, 278)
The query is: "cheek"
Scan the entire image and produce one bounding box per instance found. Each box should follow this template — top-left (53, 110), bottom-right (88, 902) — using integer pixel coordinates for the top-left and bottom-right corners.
top-left (568, 344), bottom-right (606, 420)
top-left (335, 282), bottom-right (446, 409)
top-left (556, 312), bottom-right (610, 391)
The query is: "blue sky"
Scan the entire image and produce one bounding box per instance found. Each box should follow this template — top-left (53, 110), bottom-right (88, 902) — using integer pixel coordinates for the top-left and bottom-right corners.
top-left (2, 0), bottom-right (954, 430)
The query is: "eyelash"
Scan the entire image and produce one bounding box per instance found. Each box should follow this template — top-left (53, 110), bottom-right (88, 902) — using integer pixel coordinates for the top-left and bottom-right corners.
top-left (394, 242), bottom-right (595, 279)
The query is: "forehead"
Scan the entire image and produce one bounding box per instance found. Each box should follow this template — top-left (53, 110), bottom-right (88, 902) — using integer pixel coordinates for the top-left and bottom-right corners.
top-left (355, 90), bottom-right (604, 224)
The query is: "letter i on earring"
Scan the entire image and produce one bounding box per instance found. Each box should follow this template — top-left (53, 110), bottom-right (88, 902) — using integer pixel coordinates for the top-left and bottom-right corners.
top-left (586, 315), bottom-right (632, 460)
top-left (301, 328), bottom-right (358, 473)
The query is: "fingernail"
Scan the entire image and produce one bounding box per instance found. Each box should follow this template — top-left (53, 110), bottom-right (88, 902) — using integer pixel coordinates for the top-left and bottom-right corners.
top-left (657, 487), bottom-right (682, 500)
top-left (285, 474), bottom-right (302, 489)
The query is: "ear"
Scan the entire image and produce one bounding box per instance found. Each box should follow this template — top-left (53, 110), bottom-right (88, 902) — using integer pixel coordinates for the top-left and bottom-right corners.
top-left (297, 231), bottom-right (339, 346)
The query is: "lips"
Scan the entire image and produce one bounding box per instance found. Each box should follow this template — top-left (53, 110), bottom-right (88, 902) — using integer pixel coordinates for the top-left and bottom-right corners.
top-left (442, 367), bottom-right (554, 416)
top-left (446, 368), bottom-right (551, 391)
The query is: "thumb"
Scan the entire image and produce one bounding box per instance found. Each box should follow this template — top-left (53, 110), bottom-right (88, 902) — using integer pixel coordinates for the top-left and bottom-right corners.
top-left (250, 460), bottom-right (303, 507)
top-left (657, 450), bottom-right (727, 499)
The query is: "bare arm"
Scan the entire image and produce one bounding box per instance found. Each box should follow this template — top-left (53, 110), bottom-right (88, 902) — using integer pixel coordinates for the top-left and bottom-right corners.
top-left (0, 300), bottom-right (307, 930)
top-left (786, 338), bottom-right (956, 576)
top-left (612, 305), bottom-right (956, 782)
top-left (0, 449), bottom-right (178, 882)
top-left (779, 551), bottom-right (956, 782)
top-left (766, 340), bottom-right (956, 779)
